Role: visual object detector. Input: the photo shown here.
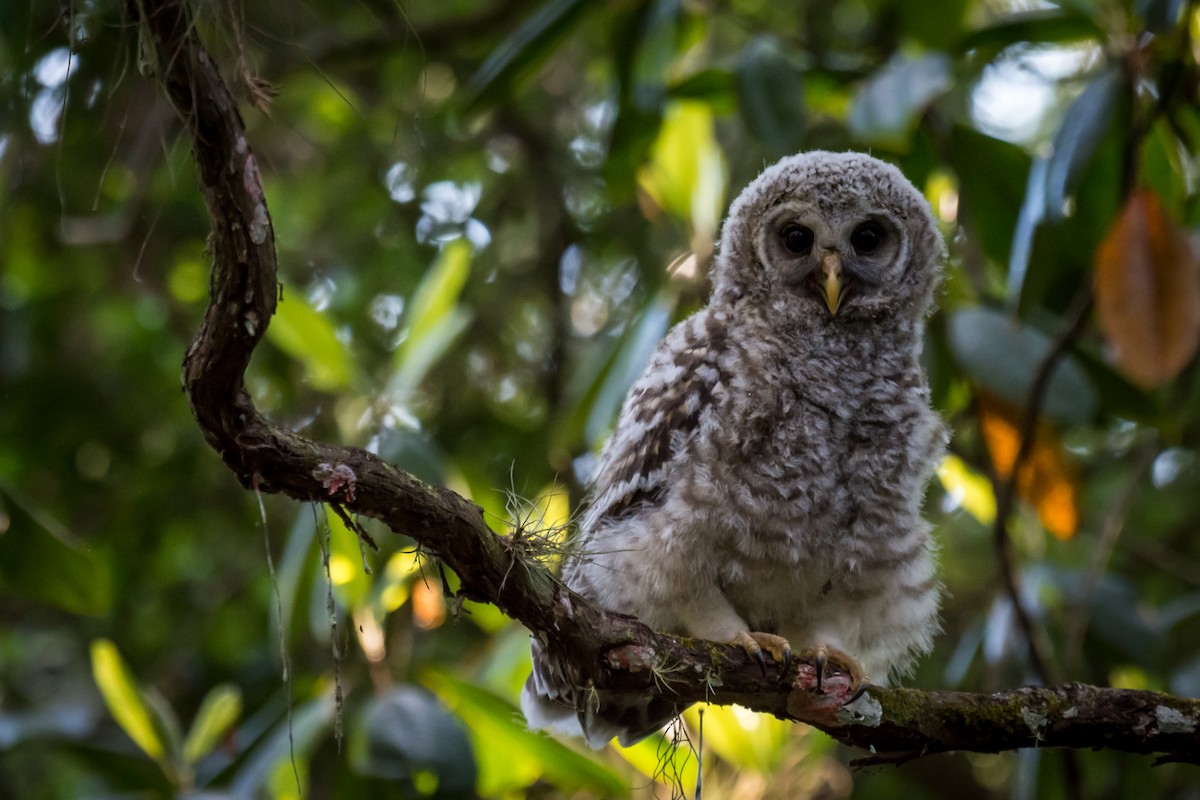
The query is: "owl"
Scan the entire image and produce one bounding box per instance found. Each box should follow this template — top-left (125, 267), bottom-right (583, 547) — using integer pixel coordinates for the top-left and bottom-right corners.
top-left (521, 151), bottom-right (947, 748)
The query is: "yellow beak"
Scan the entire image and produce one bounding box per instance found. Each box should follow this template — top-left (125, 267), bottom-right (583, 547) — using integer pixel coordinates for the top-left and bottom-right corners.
top-left (821, 253), bottom-right (843, 315)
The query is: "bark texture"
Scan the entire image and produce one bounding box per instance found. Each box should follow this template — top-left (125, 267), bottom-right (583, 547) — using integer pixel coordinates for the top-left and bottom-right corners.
top-left (129, 0), bottom-right (1200, 766)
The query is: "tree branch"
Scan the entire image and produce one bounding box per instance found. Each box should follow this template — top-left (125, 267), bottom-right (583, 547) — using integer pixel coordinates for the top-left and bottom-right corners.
top-left (128, 0), bottom-right (1200, 766)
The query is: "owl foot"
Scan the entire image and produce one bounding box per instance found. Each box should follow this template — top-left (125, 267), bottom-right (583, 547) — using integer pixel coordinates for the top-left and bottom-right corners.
top-left (731, 631), bottom-right (792, 676)
top-left (797, 644), bottom-right (866, 697)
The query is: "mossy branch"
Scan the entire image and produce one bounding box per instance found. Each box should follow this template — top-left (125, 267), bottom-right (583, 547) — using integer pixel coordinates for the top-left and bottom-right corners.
top-left (128, 0), bottom-right (1200, 766)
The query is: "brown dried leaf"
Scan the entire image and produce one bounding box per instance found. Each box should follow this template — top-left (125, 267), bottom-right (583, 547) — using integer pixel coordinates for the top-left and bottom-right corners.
top-left (978, 394), bottom-right (1079, 540)
top-left (1094, 189), bottom-right (1200, 388)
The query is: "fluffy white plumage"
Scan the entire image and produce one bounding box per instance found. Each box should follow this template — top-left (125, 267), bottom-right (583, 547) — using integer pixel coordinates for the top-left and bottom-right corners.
top-left (522, 151), bottom-right (947, 747)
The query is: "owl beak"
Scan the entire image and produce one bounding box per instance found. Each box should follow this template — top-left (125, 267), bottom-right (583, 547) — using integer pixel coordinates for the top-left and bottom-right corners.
top-left (821, 253), bottom-right (844, 315)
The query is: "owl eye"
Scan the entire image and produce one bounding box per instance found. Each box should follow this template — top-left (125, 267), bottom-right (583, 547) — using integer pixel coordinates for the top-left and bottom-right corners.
top-left (850, 221), bottom-right (885, 254)
top-left (781, 224), bottom-right (814, 256)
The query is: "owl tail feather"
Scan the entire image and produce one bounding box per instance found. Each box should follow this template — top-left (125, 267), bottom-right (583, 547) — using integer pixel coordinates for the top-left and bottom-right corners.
top-left (520, 637), bottom-right (686, 748)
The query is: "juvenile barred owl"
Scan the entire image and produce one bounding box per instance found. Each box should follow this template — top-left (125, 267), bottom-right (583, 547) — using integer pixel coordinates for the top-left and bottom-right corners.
top-left (522, 151), bottom-right (947, 747)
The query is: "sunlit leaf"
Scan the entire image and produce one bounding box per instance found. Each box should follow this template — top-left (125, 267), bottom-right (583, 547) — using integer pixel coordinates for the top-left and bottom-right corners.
top-left (90, 639), bottom-right (166, 762)
top-left (1094, 189), bottom-right (1200, 388)
top-left (267, 291), bottom-right (356, 392)
top-left (637, 101), bottom-right (727, 242)
top-left (937, 454), bottom-right (997, 526)
top-left (681, 704), bottom-right (790, 773)
top-left (977, 394), bottom-right (1079, 539)
top-left (617, 730), bottom-right (698, 794)
top-left (393, 238), bottom-right (474, 391)
top-left (848, 53), bottom-right (951, 149)
top-left (423, 670), bottom-right (626, 797)
top-left (183, 683), bottom-right (242, 765)
top-left (324, 504), bottom-right (373, 611)
top-left (1043, 68), bottom-right (1120, 222)
top-left (946, 307), bottom-right (1097, 424)
top-left (736, 36), bottom-right (806, 158)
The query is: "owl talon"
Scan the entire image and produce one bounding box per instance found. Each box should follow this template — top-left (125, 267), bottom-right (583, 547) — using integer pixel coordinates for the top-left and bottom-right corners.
top-left (731, 631), bottom-right (792, 676)
top-left (843, 683), bottom-right (869, 706)
top-left (797, 644), bottom-right (866, 697)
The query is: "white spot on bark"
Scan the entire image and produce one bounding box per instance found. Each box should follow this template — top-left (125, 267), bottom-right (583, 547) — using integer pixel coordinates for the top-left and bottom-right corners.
top-left (249, 203), bottom-right (269, 245)
top-left (837, 692), bottom-right (882, 727)
top-left (1063, 706), bottom-right (1078, 719)
top-left (1155, 705), bottom-right (1196, 734)
top-left (236, 135), bottom-right (247, 154)
top-left (244, 310), bottom-right (259, 336)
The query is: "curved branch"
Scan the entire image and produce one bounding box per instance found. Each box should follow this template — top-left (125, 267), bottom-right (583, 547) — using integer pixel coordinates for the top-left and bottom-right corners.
top-left (129, 0), bottom-right (1200, 767)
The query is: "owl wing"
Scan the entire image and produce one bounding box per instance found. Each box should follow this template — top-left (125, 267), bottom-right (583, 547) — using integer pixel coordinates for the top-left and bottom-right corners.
top-left (585, 312), bottom-right (729, 527)
top-left (522, 312), bottom-right (731, 748)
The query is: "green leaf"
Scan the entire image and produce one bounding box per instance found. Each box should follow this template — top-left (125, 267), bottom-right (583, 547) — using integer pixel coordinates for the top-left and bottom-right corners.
top-left (0, 481), bottom-right (112, 616)
top-left (423, 670), bottom-right (626, 797)
top-left (354, 686), bottom-right (477, 797)
top-left (228, 691), bottom-right (335, 796)
top-left (958, 9), bottom-right (1102, 56)
top-left (1043, 68), bottom-right (1120, 222)
top-left (736, 36), bottom-right (806, 159)
top-left (463, 0), bottom-right (592, 109)
top-left (949, 126), bottom-right (1032, 267)
top-left (183, 683), bottom-right (243, 765)
top-left (637, 101), bottom-right (726, 239)
top-left (90, 640), bottom-right (166, 762)
top-left (946, 307), bottom-right (1098, 424)
top-left (848, 53), bottom-right (952, 149)
top-left (393, 238), bottom-right (474, 391)
top-left (267, 291), bottom-right (356, 392)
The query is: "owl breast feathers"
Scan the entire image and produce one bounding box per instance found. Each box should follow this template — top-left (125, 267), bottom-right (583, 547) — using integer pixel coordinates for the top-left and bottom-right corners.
top-left (522, 151), bottom-right (948, 748)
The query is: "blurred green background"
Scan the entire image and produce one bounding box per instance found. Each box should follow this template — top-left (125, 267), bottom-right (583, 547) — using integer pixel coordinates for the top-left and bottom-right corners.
top-left (3, 0), bottom-right (1200, 797)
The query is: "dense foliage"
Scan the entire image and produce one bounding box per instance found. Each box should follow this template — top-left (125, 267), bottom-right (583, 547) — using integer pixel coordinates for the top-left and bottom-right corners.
top-left (3, 0), bottom-right (1200, 797)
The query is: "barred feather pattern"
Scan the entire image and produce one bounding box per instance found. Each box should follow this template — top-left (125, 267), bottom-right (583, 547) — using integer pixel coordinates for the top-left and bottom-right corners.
top-left (522, 151), bottom-right (948, 747)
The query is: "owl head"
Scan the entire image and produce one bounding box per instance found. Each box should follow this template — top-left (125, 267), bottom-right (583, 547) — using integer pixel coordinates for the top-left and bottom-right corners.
top-left (712, 151), bottom-right (944, 325)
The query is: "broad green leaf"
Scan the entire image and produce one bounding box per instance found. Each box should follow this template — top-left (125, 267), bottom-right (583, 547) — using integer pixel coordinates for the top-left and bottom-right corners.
top-left (463, 0), bottom-right (591, 109)
top-left (946, 307), bottom-right (1097, 424)
top-left (627, 0), bottom-right (683, 112)
top-left (736, 36), bottom-right (806, 159)
top-left (585, 290), bottom-right (677, 447)
top-left (393, 238), bottom-right (473, 391)
top-left (637, 101), bottom-right (727, 240)
top-left (353, 686), bottom-right (477, 798)
top-left (1043, 68), bottom-right (1120, 222)
top-left (183, 683), bottom-right (243, 764)
top-left (949, 126), bottom-right (1031, 267)
top-left (0, 480), bottom-right (112, 616)
top-left (958, 9), bottom-right (1102, 55)
top-left (228, 691), bottom-right (334, 796)
top-left (267, 291), bottom-right (356, 392)
top-left (1140, 120), bottom-right (1188, 212)
top-left (90, 640), bottom-right (165, 762)
top-left (423, 670), bottom-right (626, 797)
top-left (848, 53), bottom-right (951, 149)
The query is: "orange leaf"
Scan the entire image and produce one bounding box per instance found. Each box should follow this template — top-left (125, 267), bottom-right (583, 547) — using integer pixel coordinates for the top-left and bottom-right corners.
top-left (978, 395), bottom-right (1079, 540)
top-left (1094, 189), bottom-right (1200, 388)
